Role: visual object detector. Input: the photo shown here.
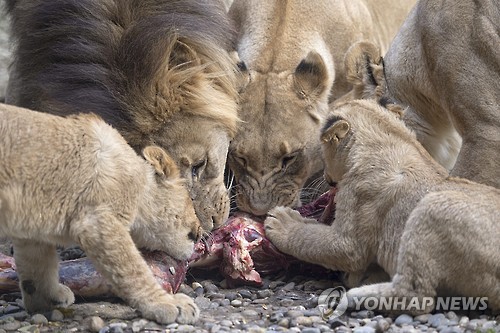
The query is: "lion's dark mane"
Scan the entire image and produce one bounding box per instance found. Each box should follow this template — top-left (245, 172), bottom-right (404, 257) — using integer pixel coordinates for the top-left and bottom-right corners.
top-left (5, 0), bottom-right (235, 138)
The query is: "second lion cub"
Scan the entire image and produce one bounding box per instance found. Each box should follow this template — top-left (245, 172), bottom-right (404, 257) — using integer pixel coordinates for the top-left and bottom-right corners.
top-left (265, 99), bottom-right (500, 314)
top-left (0, 104), bottom-right (201, 324)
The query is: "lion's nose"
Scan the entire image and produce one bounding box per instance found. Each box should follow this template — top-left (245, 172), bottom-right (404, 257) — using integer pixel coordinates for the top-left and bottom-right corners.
top-left (188, 226), bottom-right (202, 242)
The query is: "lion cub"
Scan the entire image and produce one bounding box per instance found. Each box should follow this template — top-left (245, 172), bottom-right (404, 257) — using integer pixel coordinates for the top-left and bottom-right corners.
top-left (0, 104), bottom-right (201, 324)
top-left (265, 99), bottom-right (500, 314)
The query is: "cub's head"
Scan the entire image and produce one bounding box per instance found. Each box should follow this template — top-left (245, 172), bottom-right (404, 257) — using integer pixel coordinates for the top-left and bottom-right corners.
top-left (132, 146), bottom-right (202, 261)
top-left (228, 52), bottom-right (331, 216)
top-left (321, 99), bottom-right (409, 185)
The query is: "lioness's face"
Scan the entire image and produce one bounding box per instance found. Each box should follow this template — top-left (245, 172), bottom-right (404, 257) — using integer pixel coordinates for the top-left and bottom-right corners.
top-left (152, 116), bottom-right (232, 232)
top-left (228, 71), bottom-right (328, 216)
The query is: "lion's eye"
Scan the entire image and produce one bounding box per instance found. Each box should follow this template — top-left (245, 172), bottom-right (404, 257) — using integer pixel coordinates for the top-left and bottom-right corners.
top-left (281, 154), bottom-right (297, 171)
top-left (191, 159), bottom-right (206, 179)
top-left (233, 155), bottom-right (247, 168)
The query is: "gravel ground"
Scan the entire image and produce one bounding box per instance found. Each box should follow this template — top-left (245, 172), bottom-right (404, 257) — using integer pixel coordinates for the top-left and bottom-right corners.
top-left (0, 266), bottom-right (498, 333)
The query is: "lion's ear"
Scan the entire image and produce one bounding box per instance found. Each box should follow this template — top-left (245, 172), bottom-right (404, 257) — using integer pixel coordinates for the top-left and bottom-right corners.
top-left (321, 118), bottom-right (350, 144)
top-left (294, 51), bottom-right (329, 99)
top-left (344, 41), bottom-right (385, 99)
top-left (143, 146), bottom-right (180, 179)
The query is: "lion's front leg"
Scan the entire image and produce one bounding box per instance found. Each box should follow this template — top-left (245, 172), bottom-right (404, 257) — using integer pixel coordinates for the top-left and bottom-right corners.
top-left (73, 212), bottom-right (199, 324)
top-left (264, 206), bottom-right (367, 273)
top-left (12, 239), bottom-right (75, 313)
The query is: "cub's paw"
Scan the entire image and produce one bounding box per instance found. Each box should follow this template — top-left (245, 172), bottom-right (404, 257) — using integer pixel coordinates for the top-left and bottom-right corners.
top-left (22, 281), bottom-right (75, 313)
top-left (268, 206), bottom-right (307, 224)
top-left (139, 294), bottom-right (199, 324)
top-left (172, 293), bottom-right (200, 324)
top-left (264, 207), bottom-right (297, 250)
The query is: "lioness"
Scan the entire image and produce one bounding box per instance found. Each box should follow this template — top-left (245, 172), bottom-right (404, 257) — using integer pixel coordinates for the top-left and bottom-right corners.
top-left (5, 0), bottom-right (239, 232)
top-left (381, 0), bottom-right (500, 187)
top-left (264, 99), bottom-right (500, 314)
top-left (227, 0), bottom-right (416, 215)
top-left (0, 104), bottom-right (201, 324)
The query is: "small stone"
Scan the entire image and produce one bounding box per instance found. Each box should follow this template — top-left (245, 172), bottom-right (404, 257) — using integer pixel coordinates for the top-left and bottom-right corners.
top-left (356, 310), bottom-right (375, 319)
top-left (353, 326), bottom-right (376, 333)
top-left (466, 319), bottom-right (481, 330)
top-left (458, 316), bottom-right (469, 327)
top-left (329, 318), bottom-right (347, 329)
top-left (191, 282), bottom-right (204, 296)
top-left (131, 319), bottom-right (149, 333)
top-left (482, 320), bottom-right (497, 329)
top-left (294, 316), bottom-right (313, 326)
top-left (278, 318), bottom-right (290, 328)
top-left (279, 298), bottom-right (294, 307)
top-left (230, 299), bottom-right (242, 307)
top-left (439, 326), bottom-right (462, 333)
top-left (17, 325), bottom-right (40, 333)
top-left (247, 326), bottom-right (266, 333)
top-left (201, 281), bottom-right (219, 293)
top-left (206, 292), bottom-right (225, 300)
top-left (177, 324), bottom-right (195, 332)
top-left (241, 309), bottom-right (259, 317)
top-left (269, 281), bottom-right (285, 289)
top-left (301, 328), bottom-right (321, 333)
top-left (30, 314), bottom-right (48, 325)
top-left (414, 314), bottom-right (430, 323)
top-left (238, 289), bottom-right (253, 299)
top-left (49, 309), bottom-right (64, 322)
top-left (270, 312), bottom-right (284, 322)
top-left (395, 314), bottom-right (414, 326)
top-left (257, 289), bottom-right (273, 299)
top-left (282, 282), bottom-right (295, 291)
top-left (0, 320), bottom-right (21, 331)
top-left (209, 324), bottom-right (221, 333)
top-left (224, 291), bottom-right (239, 301)
top-left (3, 305), bottom-right (21, 314)
top-left (376, 318), bottom-right (391, 332)
top-left (195, 296), bottom-right (212, 310)
top-left (446, 312), bottom-right (459, 321)
top-left (284, 310), bottom-right (301, 318)
top-left (400, 324), bottom-right (418, 333)
top-left (87, 316), bottom-right (106, 332)
top-left (218, 299), bottom-right (230, 306)
top-left (220, 319), bottom-right (232, 327)
top-left (335, 327), bottom-right (353, 333)
top-left (428, 313), bottom-right (449, 328)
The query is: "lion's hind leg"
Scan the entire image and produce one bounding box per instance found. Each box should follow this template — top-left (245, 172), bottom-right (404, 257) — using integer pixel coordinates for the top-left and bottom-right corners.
top-left (12, 239), bottom-right (75, 313)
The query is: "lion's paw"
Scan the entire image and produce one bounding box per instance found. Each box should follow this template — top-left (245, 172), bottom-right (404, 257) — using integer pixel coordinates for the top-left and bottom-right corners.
top-left (139, 294), bottom-right (199, 325)
top-left (172, 293), bottom-right (200, 324)
top-left (22, 281), bottom-right (75, 313)
top-left (264, 207), bottom-right (298, 250)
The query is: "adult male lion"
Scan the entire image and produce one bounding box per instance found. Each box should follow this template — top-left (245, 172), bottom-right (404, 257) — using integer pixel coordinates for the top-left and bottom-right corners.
top-left (382, 0), bottom-right (500, 187)
top-left (227, 0), bottom-right (416, 215)
top-left (5, 0), bottom-right (239, 231)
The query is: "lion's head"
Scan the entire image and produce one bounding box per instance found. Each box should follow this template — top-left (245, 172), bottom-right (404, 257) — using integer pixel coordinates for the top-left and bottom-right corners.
top-left (131, 146), bottom-right (202, 261)
top-left (228, 52), bottom-right (330, 216)
top-left (6, 0), bottom-right (239, 231)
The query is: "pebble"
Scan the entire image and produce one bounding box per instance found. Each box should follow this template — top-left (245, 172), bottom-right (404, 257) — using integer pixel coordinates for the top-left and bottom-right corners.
top-left (0, 320), bottom-right (21, 331)
top-left (87, 316), bottom-right (106, 332)
top-left (49, 309), bottom-right (64, 322)
top-left (257, 289), bottom-right (273, 298)
top-left (376, 318), bottom-right (391, 332)
top-left (301, 328), bottom-right (321, 333)
top-left (353, 326), bottom-right (376, 333)
top-left (239, 289), bottom-right (254, 299)
top-left (230, 299), bottom-right (243, 307)
top-left (395, 314), bottom-right (414, 326)
top-left (30, 314), bottom-right (48, 325)
top-left (428, 313), bottom-right (449, 328)
top-left (282, 282), bottom-right (296, 291)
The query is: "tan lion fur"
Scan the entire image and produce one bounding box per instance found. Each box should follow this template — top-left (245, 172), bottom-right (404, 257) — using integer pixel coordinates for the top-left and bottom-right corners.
top-left (265, 99), bottom-right (500, 314)
top-left (227, 0), bottom-right (416, 215)
top-left (0, 103), bottom-right (201, 324)
top-left (381, 0), bottom-right (500, 187)
top-left (5, 0), bottom-right (239, 231)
